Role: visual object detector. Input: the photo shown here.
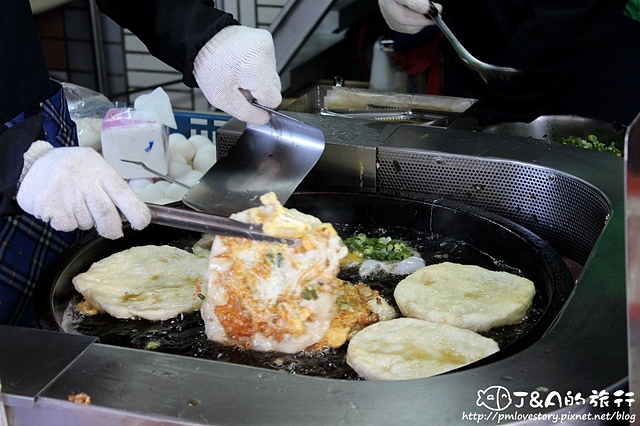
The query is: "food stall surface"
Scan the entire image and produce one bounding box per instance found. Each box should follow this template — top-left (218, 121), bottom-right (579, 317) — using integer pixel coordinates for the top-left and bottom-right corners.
top-left (0, 89), bottom-right (631, 425)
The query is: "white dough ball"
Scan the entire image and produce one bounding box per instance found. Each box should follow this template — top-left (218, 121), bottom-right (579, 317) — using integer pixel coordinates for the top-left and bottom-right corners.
top-left (153, 180), bottom-right (172, 194)
top-left (169, 154), bottom-right (188, 164)
top-left (169, 132), bottom-right (187, 148)
top-left (129, 186), bottom-right (143, 195)
top-left (128, 178), bottom-right (154, 194)
top-left (171, 139), bottom-right (197, 163)
top-left (75, 117), bottom-right (103, 151)
top-left (193, 145), bottom-right (217, 173)
top-left (193, 154), bottom-right (216, 173)
top-left (128, 178), bottom-right (154, 188)
top-left (164, 183), bottom-right (190, 200)
top-left (168, 159), bottom-right (190, 179)
top-left (196, 143), bottom-right (216, 157)
top-left (178, 169), bottom-right (204, 187)
top-left (138, 183), bottom-right (165, 202)
top-left (188, 134), bottom-right (213, 149)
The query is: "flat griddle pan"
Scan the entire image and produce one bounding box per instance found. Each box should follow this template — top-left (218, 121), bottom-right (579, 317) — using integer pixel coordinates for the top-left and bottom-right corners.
top-left (33, 192), bottom-right (573, 379)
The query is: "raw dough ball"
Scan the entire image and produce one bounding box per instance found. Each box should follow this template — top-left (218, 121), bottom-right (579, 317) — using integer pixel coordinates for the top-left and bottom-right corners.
top-left (193, 144), bottom-right (217, 173)
top-left (75, 117), bottom-right (103, 151)
top-left (128, 178), bottom-right (154, 194)
top-left (189, 134), bottom-right (213, 149)
top-left (193, 153), bottom-right (216, 173)
top-left (168, 156), bottom-right (190, 178)
top-left (179, 170), bottom-right (204, 187)
top-left (152, 180), bottom-right (172, 194)
top-left (168, 154), bottom-right (188, 165)
top-left (196, 143), bottom-right (216, 156)
top-left (171, 139), bottom-right (197, 163)
top-left (138, 183), bottom-right (165, 202)
top-left (164, 183), bottom-right (189, 200)
top-left (169, 132), bottom-right (187, 148)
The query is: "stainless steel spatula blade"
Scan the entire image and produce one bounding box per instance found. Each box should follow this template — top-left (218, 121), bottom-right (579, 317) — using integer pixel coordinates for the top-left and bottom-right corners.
top-left (182, 105), bottom-right (325, 216)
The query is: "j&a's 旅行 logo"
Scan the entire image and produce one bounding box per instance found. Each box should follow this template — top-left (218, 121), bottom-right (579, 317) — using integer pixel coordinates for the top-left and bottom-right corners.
top-left (476, 385), bottom-right (635, 412)
top-left (477, 386), bottom-right (513, 411)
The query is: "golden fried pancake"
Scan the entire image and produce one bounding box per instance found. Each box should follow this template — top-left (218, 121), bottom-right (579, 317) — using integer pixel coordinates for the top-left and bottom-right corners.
top-left (394, 262), bottom-right (535, 332)
top-left (72, 245), bottom-right (207, 321)
top-left (346, 317), bottom-right (499, 380)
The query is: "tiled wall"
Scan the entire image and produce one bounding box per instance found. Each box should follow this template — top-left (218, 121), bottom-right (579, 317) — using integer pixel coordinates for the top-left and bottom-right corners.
top-left (36, 0), bottom-right (287, 111)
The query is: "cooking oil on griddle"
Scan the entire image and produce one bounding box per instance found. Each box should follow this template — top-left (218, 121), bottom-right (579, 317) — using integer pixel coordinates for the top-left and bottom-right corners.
top-left (62, 224), bottom-right (544, 380)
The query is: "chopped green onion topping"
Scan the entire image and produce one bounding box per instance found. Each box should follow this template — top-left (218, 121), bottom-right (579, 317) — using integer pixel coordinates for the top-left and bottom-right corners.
top-left (344, 232), bottom-right (415, 262)
top-left (560, 135), bottom-right (622, 157)
top-left (302, 287), bottom-right (318, 300)
top-left (266, 252), bottom-right (283, 267)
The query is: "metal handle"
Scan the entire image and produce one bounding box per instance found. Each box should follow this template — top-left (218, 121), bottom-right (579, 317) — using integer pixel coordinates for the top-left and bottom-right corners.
top-left (120, 159), bottom-right (190, 188)
top-left (425, 4), bottom-right (479, 69)
top-left (239, 89), bottom-right (303, 125)
top-left (251, 101), bottom-right (307, 125)
top-left (426, 2), bottom-right (440, 19)
top-left (425, 4), bottom-right (522, 81)
top-left (147, 204), bottom-right (293, 244)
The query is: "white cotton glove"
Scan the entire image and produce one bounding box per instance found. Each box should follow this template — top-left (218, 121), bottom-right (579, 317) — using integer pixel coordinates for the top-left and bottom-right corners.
top-left (378, 0), bottom-right (441, 35)
top-left (16, 141), bottom-right (151, 240)
top-left (194, 25), bottom-right (282, 127)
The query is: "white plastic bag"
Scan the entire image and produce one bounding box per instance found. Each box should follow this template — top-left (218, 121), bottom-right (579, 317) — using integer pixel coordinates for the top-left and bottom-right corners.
top-left (62, 82), bottom-right (115, 151)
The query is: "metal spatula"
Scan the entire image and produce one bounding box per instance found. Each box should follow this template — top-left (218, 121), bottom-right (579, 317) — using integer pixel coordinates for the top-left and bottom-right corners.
top-left (181, 104), bottom-right (325, 216)
top-left (425, 4), bottom-right (522, 82)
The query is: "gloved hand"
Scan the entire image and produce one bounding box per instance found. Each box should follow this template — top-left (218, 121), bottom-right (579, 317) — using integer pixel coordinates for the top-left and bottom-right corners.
top-left (378, 0), bottom-right (440, 34)
top-left (194, 25), bottom-right (282, 127)
top-left (16, 141), bottom-right (151, 240)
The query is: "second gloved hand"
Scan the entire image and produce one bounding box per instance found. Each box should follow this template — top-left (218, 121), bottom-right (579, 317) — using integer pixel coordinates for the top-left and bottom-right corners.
top-left (379, 0), bottom-right (439, 34)
top-left (16, 141), bottom-right (151, 240)
top-left (194, 25), bottom-right (282, 127)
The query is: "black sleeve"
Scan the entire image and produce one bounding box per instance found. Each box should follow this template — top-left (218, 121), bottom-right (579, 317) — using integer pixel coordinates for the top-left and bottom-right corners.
top-left (0, 114), bottom-right (45, 216)
top-left (94, 0), bottom-right (239, 87)
top-left (441, 0), bottom-right (628, 123)
top-left (494, 0), bottom-right (626, 75)
top-left (0, 0), bottom-right (58, 124)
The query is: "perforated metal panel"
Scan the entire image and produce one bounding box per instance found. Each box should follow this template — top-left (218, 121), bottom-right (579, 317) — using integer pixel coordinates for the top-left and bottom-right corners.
top-left (377, 149), bottom-right (610, 264)
top-left (215, 119), bottom-right (246, 158)
top-left (215, 113), bottom-right (611, 265)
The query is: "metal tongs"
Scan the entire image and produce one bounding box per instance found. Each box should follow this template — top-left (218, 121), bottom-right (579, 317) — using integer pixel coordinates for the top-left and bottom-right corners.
top-left (319, 108), bottom-right (447, 125)
top-left (425, 4), bottom-right (522, 82)
top-left (147, 203), bottom-right (293, 244)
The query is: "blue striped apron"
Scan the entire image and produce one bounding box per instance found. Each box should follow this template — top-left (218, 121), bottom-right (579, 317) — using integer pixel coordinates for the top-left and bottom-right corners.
top-left (0, 82), bottom-right (89, 326)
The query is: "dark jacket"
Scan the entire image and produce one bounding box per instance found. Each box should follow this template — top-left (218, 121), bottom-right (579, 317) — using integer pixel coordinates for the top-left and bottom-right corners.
top-left (439, 0), bottom-right (640, 126)
top-left (0, 0), bottom-right (238, 214)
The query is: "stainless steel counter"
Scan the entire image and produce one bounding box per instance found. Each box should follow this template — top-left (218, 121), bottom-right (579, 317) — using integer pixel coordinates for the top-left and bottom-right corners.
top-left (0, 116), bottom-right (632, 425)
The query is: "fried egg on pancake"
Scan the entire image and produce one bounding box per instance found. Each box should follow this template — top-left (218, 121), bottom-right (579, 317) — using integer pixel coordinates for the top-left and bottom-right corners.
top-left (72, 245), bottom-right (208, 321)
top-left (346, 317), bottom-right (499, 380)
top-left (310, 281), bottom-right (397, 350)
top-left (201, 192), bottom-right (350, 353)
top-left (191, 233), bottom-right (214, 258)
top-left (394, 262), bottom-right (536, 332)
